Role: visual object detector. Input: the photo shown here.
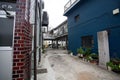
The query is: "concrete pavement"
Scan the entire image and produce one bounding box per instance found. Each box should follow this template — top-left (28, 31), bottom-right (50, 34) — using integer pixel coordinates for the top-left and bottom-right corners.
top-left (37, 49), bottom-right (120, 80)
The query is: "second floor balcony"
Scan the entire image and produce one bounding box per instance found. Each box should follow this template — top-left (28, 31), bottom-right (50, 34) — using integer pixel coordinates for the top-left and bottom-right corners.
top-left (43, 20), bottom-right (68, 40)
top-left (64, 0), bottom-right (80, 14)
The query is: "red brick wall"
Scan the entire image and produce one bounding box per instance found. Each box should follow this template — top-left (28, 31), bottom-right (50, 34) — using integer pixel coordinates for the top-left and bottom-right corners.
top-left (12, 0), bottom-right (32, 80)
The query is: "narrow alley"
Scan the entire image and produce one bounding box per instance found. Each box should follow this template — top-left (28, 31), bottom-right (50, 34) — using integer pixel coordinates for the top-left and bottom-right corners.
top-left (37, 49), bottom-right (120, 80)
top-left (1, 0), bottom-right (120, 80)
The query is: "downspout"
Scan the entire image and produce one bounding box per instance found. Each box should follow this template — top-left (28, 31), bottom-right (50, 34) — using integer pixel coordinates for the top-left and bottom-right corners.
top-left (34, 0), bottom-right (38, 79)
top-left (38, 0), bottom-right (42, 63)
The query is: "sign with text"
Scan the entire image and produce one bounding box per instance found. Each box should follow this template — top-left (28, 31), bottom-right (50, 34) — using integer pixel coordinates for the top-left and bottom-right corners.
top-left (0, 2), bottom-right (16, 11)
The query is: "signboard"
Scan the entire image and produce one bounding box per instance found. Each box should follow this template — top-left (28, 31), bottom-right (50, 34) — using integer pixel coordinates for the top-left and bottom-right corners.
top-left (0, 2), bottom-right (16, 11)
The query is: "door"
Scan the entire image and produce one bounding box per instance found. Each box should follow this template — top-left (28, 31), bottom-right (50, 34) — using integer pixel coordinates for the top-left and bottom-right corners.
top-left (0, 11), bottom-right (15, 80)
top-left (97, 30), bottom-right (110, 68)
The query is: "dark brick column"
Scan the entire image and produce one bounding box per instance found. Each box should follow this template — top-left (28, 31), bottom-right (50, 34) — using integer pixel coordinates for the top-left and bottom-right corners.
top-left (12, 0), bottom-right (32, 80)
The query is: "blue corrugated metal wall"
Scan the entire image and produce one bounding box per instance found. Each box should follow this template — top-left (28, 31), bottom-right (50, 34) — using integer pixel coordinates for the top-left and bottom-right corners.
top-left (65, 0), bottom-right (120, 58)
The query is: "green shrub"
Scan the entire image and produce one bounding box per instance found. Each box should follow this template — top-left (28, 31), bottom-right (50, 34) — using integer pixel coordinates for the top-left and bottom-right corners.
top-left (111, 58), bottom-right (120, 65)
top-left (106, 61), bottom-right (120, 71)
top-left (77, 47), bottom-right (85, 54)
top-left (113, 64), bottom-right (120, 71)
top-left (90, 53), bottom-right (98, 59)
top-left (86, 55), bottom-right (93, 61)
top-left (106, 61), bottom-right (114, 67)
top-left (84, 48), bottom-right (92, 56)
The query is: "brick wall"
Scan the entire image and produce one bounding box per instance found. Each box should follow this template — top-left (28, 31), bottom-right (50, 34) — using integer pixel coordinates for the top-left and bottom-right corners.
top-left (12, 0), bottom-right (32, 80)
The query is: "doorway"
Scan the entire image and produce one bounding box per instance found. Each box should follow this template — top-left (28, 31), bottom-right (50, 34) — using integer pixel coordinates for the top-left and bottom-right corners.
top-left (0, 10), bottom-right (15, 80)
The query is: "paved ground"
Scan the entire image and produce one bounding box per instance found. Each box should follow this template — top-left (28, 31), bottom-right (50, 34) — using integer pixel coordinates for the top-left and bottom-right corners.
top-left (37, 49), bottom-right (120, 80)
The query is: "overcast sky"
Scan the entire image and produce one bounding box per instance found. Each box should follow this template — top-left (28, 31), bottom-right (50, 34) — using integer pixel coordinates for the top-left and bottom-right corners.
top-left (44, 0), bottom-right (69, 29)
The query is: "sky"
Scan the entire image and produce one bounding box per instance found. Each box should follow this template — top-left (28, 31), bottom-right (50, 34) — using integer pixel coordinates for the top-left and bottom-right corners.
top-left (43, 0), bottom-right (69, 30)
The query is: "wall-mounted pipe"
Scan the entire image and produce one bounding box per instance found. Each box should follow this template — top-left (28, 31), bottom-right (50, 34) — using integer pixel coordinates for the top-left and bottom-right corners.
top-left (34, 0), bottom-right (38, 80)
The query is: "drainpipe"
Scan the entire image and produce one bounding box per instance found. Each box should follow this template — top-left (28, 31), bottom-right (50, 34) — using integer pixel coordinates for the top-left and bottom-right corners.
top-left (34, 0), bottom-right (38, 79)
top-left (38, 0), bottom-right (42, 62)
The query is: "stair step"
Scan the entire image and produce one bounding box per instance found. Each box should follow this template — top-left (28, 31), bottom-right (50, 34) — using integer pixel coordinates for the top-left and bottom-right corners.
top-left (37, 68), bottom-right (47, 74)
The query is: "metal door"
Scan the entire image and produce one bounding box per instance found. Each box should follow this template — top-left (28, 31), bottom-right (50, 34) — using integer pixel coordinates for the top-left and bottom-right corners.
top-left (0, 11), bottom-right (15, 80)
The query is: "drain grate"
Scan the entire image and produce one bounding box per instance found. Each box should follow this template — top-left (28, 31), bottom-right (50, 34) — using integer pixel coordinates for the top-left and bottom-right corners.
top-left (37, 68), bottom-right (47, 74)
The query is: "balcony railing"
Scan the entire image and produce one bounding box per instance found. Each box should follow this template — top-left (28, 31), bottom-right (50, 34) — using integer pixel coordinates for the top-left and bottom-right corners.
top-left (64, 0), bottom-right (80, 13)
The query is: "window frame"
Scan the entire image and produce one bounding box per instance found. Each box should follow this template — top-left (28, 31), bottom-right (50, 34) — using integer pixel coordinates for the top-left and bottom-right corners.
top-left (74, 14), bottom-right (80, 22)
top-left (0, 0), bottom-right (17, 3)
top-left (81, 35), bottom-right (94, 48)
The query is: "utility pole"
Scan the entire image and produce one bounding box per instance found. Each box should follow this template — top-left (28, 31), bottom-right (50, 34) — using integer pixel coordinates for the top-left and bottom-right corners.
top-left (34, 0), bottom-right (38, 79)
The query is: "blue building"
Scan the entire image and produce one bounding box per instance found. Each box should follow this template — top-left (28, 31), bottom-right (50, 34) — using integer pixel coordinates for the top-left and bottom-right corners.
top-left (64, 0), bottom-right (120, 59)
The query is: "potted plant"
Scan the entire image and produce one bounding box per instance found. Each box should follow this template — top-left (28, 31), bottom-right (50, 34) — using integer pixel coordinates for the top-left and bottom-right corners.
top-left (86, 55), bottom-right (93, 62)
top-left (111, 58), bottom-right (120, 65)
top-left (84, 48), bottom-right (92, 56)
top-left (89, 53), bottom-right (98, 65)
top-left (106, 61), bottom-right (114, 71)
top-left (112, 64), bottom-right (120, 73)
top-left (77, 47), bottom-right (85, 58)
top-left (83, 48), bottom-right (92, 61)
top-left (106, 61), bottom-right (120, 73)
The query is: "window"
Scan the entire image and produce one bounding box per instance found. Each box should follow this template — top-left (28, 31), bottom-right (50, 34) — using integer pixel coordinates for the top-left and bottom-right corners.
top-left (74, 14), bottom-right (80, 22)
top-left (0, 17), bottom-right (14, 46)
top-left (0, 0), bottom-right (17, 3)
top-left (81, 35), bottom-right (94, 48)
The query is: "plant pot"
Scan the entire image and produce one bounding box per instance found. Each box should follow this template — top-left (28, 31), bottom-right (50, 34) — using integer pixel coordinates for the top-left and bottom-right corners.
top-left (111, 59), bottom-right (120, 65)
top-left (112, 69), bottom-right (120, 74)
top-left (107, 66), bottom-right (112, 71)
top-left (90, 60), bottom-right (98, 65)
top-left (70, 52), bottom-right (73, 56)
top-left (78, 54), bottom-right (83, 58)
top-left (80, 54), bottom-right (83, 57)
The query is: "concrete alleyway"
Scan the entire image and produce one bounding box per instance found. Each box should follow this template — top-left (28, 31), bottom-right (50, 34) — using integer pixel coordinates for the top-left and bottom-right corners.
top-left (37, 49), bottom-right (120, 80)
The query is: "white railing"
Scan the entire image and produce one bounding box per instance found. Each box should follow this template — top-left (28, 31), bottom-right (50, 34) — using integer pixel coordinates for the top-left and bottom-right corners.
top-left (64, 0), bottom-right (79, 13)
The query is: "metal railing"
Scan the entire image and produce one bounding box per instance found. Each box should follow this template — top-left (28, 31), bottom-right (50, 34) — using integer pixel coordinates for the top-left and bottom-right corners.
top-left (64, 0), bottom-right (79, 12)
top-left (43, 27), bottom-right (68, 40)
top-left (53, 28), bottom-right (68, 38)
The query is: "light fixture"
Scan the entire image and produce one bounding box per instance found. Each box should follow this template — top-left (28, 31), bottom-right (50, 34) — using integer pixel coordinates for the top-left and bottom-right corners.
top-left (113, 8), bottom-right (119, 15)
